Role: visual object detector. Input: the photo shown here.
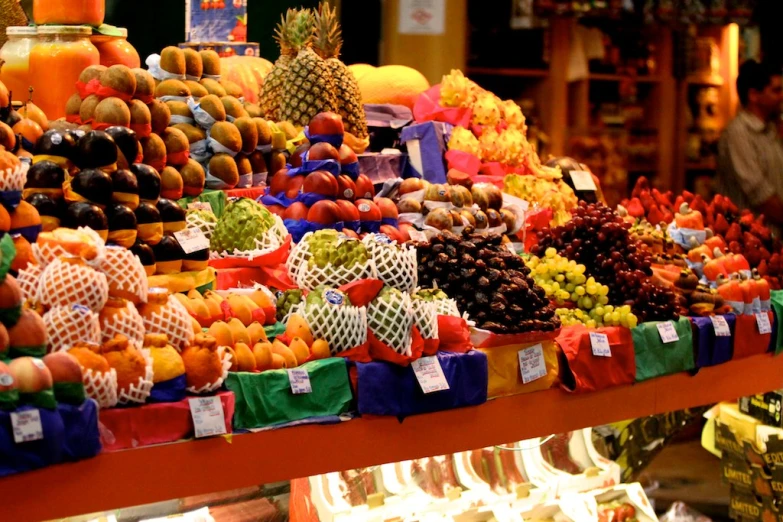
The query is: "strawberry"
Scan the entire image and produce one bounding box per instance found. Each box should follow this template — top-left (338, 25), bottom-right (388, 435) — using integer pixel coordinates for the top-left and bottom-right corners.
top-left (682, 190), bottom-right (695, 203)
top-left (758, 259), bottom-right (769, 276)
top-left (625, 197), bottom-right (645, 218)
top-left (725, 223), bottom-right (743, 242)
top-left (713, 214), bottom-right (730, 236)
top-left (647, 204), bottom-right (665, 225)
top-left (631, 176), bottom-right (650, 198)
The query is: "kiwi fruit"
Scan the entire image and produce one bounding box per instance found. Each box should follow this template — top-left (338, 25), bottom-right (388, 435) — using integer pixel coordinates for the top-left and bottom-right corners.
top-left (99, 65), bottom-right (136, 98)
top-left (78, 65), bottom-right (107, 87)
top-left (276, 121), bottom-right (298, 141)
top-left (253, 118), bottom-right (272, 145)
top-left (220, 79), bottom-right (244, 99)
top-left (128, 100), bottom-right (151, 126)
top-left (132, 68), bottom-right (156, 100)
top-left (79, 94), bottom-right (101, 123)
top-left (199, 50), bottom-right (221, 77)
top-left (209, 121), bottom-right (242, 154)
top-left (149, 99), bottom-right (171, 134)
top-left (65, 93), bottom-right (82, 121)
top-left (208, 153), bottom-right (239, 189)
top-left (248, 151), bottom-right (267, 174)
top-left (184, 80), bottom-right (208, 98)
top-left (130, 239), bottom-right (156, 276)
top-left (233, 117), bottom-right (259, 154)
top-left (140, 133), bottom-right (167, 170)
top-left (269, 150), bottom-right (286, 175)
top-left (199, 78), bottom-right (226, 97)
top-left (160, 46), bottom-right (186, 77)
top-left (244, 103), bottom-right (262, 118)
top-left (235, 154), bottom-right (252, 186)
top-left (172, 123), bottom-right (206, 144)
top-left (161, 127), bottom-right (190, 165)
top-left (165, 101), bottom-right (192, 121)
top-left (106, 203), bottom-right (138, 248)
top-left (221, 96), bottom-right (249, 119)
top-left (111, 168), bottom-right (140, 209)
top-left (198, 94), bottom-right (226, 122)
top-left (180, 159), bottom-right (205, 197)
top-left (160, 166), bottom-right (184, 200)
top-left (131, 163), bottom-right (162, 203)
top-left (183, 48), bottom-right (204, 79)
top-left (93, 97), bottom-right (131, 128)
top-left (155, 79), bottom-right (190, 98)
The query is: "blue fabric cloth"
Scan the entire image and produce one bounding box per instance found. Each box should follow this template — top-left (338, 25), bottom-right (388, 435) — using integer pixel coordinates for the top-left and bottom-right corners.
top-left (360, 219), bottom-right (382, 234)
top-left (400, 121), bottom-right (449, 184)
top-left (342, 162), bottom-right (360, 179)
top-left (58, 399), bottom-right (101, 461)
top-left (355, 351), bottom-right (488, 418)
top-left (304, 127), bottom-right (344, 149)
top-left (344, 219), bottom-right (361, 233)
top-left (284, 219), bottom-right (345, 243)
top-left (260, 191), bottom-right (330, 209)
top-left (690, 314), bottom-right (735, 368)
top-left (0, 191), bottom-right (21, 212)
top-left (381, 217), bottom-right (399, 228)
top-left (10, 223), bottom-right (42, 243)
top-left (287, 159), bottom-right (341, 178)
top-left (149, 374), bottom-right (187, 403)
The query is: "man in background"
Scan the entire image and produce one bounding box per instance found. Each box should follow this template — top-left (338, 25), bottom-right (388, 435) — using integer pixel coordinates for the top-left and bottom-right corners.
top-left (717, 60), bottom-right (783, 229)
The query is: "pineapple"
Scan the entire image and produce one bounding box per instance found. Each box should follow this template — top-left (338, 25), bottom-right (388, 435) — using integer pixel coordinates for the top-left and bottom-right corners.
top-left (279, 8), bottom-right (338, 127)
top-left (313, 2), bottom-right (368, 139)
top-left (260, 9), bottom-right (311, 120)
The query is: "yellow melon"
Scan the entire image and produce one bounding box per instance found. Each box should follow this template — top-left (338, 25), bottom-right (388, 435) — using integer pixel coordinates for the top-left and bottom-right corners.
top-left (357, 65), bottom-right (430, 109)
top-left (348, 63), bottom-right (376, 83)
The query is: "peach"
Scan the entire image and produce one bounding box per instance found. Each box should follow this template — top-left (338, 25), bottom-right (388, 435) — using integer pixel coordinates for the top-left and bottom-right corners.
top-left (42, 352), bottom-right (83, 384)
top-left (307, 142), bottom-right (340, 162)
top-left (283, 201), bottom-right (309, 221)
top-left (309, 112), bottom-right (344, 136)
top-left (0, 360), bottom-right (16, 394)
top-left (336, 199), bottom-right (360, 222)
top-left (307, 200), bottom-right (342, 225)
top-left (355, 174), bottom-right (375, 199)
top-left (303, 170), bottom-right (339, 197)
top-left (355, 199), bottom-right (382, 222)
top-left (337, 175), bottom-right (356, 200)
top-left (374, 197), bottom-right (398, 219)
top-left (9, 357), bottom-right (53, 394)
top-left (338, 144), bottom-right (357, 165)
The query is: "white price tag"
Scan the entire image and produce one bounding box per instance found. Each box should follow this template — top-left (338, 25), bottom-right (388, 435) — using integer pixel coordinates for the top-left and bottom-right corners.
top-left (589, 332), bottom-right (612, 357)
top-left (10, 410), bottom-right (43, 443)
top-left (756, 312), bottom-right (772, 335)
top-left (570, 170), bottom-right (597, 191)
top-left (188, 201), bottom-right (214, 213)
top-left (174, 227), bottom-right (210, 254)
top-left (710, 315), bottom-right (731, 337)
top-left (408, 229), bottom-right (428, 242)
top-left (411, 356), bottom-right (450, 393)
top-left (518, 344), bottom-right (547, 384)
top-left (188, 396), bottom-right (227, 438)
top-left (657, 321), bottom-right (680, 344)
top-left (288, 368), bottom-right (313, 394)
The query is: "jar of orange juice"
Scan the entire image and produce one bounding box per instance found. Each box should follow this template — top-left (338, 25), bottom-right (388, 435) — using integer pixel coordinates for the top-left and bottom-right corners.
top-left (33, 0), bottom-right (105, 26)
top-left (30, 26), bottom-right (99, 120)
top-left (91, 29), bottom-right (140, 68)
top-left (0, 27), bottom-right (38, 103)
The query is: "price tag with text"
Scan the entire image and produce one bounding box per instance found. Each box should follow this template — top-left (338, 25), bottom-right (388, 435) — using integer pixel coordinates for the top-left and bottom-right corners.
top-left (570, 170), bottom-right (597, 191)
top-left (187, 201), bottom-right (214, 213)
top-left (288, 368), bottom-right (313, 394)
top-left (657, 321), bottom-right (680, 344)
top-left (11, 410), bottom-right (43, 443)
top-left (174, 227), bottom-right (210, 255)
top-left (756, 312), bottom-right (772, 335)
top-left (589, 332), bottom-right (612, 357)
top-left (411, 356), bottom-right (450, 393)
top-left (710, 315), bottom-right (731, 337)
top-left (409, 229), bottom-right (428, 243)
top-left (518, 344), bottom-right (547, 384)
top-left (188, 396), bottom-right (227, 438)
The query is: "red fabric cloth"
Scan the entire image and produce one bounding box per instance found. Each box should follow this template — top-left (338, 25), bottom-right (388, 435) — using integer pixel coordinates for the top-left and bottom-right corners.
top-left (478, 162), bottom-right (508, 180)
top-left (136, 93), bottom-right (155, 105)
top-left (98, 391), bottom-right (235, 451)
top-left (214, 265), bottom-right (296, 291)
top-left (556, 325), bottom-right (636, 393)
top-left (367, 327), bottom-right (424, 366)
top-left (471, 328), bottom-right (559, 349)
top-left (130, 122), bottom-right (152, 139)
top-left (224, 187), bottom-right (267, 200)
top-left (75, 78), bottom-right (100, 99)
top-left (733, 312), bottom-right (774, 360)
top-left (413, 85), bottom-right (472, 127)
top-left (437, 315), bottom-right (473, 353)
top-left (339, 279), bottom-right (384, 307)
top-left (94, 84), bottom-right (134, 102)
top-left (209, 236), bottom-right (292, 270)
top-left (445, 150), bottom-right (481, 176)
top-left (166, 150), bottom-right (190, 166)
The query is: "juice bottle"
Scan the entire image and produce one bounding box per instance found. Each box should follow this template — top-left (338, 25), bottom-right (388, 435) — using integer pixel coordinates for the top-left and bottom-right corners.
top-left (0, 27), bottom-right (38, 103)
top-left (30, 26), bottom-right (99, 120)
top-left (33, 0), bottom-right (105, 26)
top-left (92, 29), bottom-right (140, 69)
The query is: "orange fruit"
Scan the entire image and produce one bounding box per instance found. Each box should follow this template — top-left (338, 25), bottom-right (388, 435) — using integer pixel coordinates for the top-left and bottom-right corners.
top-left (19, 103), bottom-right (48, 131)
top-left (12, 118), bottom-right (43, 145)
top-left (247, 321), bottom-right (267, 345)
top-left (101, 338), bottom-right (147, 394)
top-left (10, 235), bottom-right (34, 272)
top-left (270, 353), bottom-right (285, 369)
top-left (68, 345), bottom-right (109, 373)
top-left (0, 122), bottom-right (15, 150)
top-left (271, 339), bottom-right (297, 368)
top-left (233, 342), bottom-right (256, 372)
top-left (288, 337), bottom-right (310, 365)
top-left (253, 341), bottom-right (273, 370)
top-left (285, 313), bottom-right (313, 347)
top-left (207, 321), bottom-right (233, 347)
top-left (0, 81), bottom-right (8, 108)
top-left (0, 149), bottom-right (19, 172)
top-left (182, 336), bottom-right (224, 388)
top-left (311, 339), bottom-right (331, 360)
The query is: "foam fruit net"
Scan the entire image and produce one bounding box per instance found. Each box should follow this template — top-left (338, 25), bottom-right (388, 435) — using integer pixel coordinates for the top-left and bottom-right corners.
top-left (300, 302), bottom-right (368, 356)
top-left (99, 247), bottom-right (149, 304)
top-left (16, 262), bottom-right (41, 302)
top-left (101, 301), bottom-right (145, 347)
top-left (288, 233), bottom-right (377, 291)
top-left (0, 161), bottom-right (28, 192)
top-left (410, 299), bottom-right (439, 340)
top-left (38, 258), bottom-right (109, 312)
top-left (367, 293), bottom-right (414, 356)
top-left (362, 235), bottom-right (418, 292)
top-left (43, 305), bottom-right (101, 352)
top-left (83, 367), bottom-right (118, 409)
top-left (186, 349), bottom-right (232, 394)
top-left (117, 348), bottom-right (154, 405)
top-left (141, 296), bottom-right (194, 349)
top-left (186, 211), bottom-right (217, 239)
top-left (33, 227), bottom-right (106, 268)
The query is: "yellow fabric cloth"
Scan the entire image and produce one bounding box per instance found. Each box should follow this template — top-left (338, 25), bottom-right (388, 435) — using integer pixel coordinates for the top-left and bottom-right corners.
top-left (479, 340), bottom-right (560, 399)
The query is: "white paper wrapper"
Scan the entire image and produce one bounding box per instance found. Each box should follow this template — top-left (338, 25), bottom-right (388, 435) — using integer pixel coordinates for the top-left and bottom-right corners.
top-left (16, 262), bottom-right (41, 302)
top-left (101, 301), bottom-right (145, 347)
top-left (410, 299), bottom-right (439, 340)
top-left (141, 295), bottom-right (194, 349)
top-left (362, 234), bottom-right (418, 292)
top-left (207, 136), bottom-right (239, 157)
top-left (190, 138), bottom-right (211, 163)
top-left (186, 348), bottom-right (232, 394)
top-left (44, 305), bottom-right (101, 352)
top-left (33, 227), bottom-right (106, 268)
top-left (367, 292), bottom-right (414, 356)
top-left (38, 257), bottom-right (109, 312)
top-left (83, 367), bottom-right (118, 409)
top-left (0, 161), bottom-right (28, 192)
top-left (146, 54), bottom-right (186, 81)
top-left (236, 173), bottom-right (252, 188)
top-left (100, 246), bottom-right (149, 304)
top-left (169, 114), bottom-right (196, 125)
top-left (252, 172), bottom-right (268, 187)
top-left (188, 97), bottom-right (219, 130)
top-left (158, 95), bottom-right (193, 104)
top-left (301, 302), bottom-right (368, 356)
top-left (117, 348), bottom-right (154, 405)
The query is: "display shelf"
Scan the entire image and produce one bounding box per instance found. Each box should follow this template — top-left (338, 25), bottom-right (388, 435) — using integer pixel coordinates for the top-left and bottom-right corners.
top-left (466, 66), bottom-right (549, 78)
top-left (2, 353), bottom-right (783, 522)
top-left (588, 73), bottom-right (662, 83)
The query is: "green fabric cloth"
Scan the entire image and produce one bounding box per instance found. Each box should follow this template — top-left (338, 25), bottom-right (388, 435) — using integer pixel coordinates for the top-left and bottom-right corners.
top-left (0, 389), bottom-right (18, 410)
top-left (53, 382), bottom-right (86, 405)
top-left (0, 305), bottom-right (21, 329)
top-left (9, 344), bottom-right (47, 359)
top-left (18, 389), bottom-right (57, 409)
top-left (632, 316), bottom-right (695, 382)
top-left (264, 322), bottom-right (286, 341)
top-left (770, 290), bottom-right (783, 354)
top-left (225, 358), bottom-right (352, 430)
top-left (177, 190), bottom-right (227, 218)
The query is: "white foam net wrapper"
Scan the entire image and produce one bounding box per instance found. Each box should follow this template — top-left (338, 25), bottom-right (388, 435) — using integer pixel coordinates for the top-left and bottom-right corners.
top-left (117, 348), bottom-right (154, 405)
top-left (83, 367), bottom-right (118, 409)
top-left (301, 302), bottom-right (368, 356)
top-left (16, 262), bottom-right (41, 302)
top-left (186, 348), bottom-right (232, 394)
top-left (434, 298), bottom-right (462, 317)
top-left (210, 215), bottom-right (289, 259)
top-left (101, 301), bottom-right (145, 347)
top-left (288, 233), bottom-right (377, 291)
top-left (99, 247), bottom-right (149, 304)
top-left (32, 227), bottom-right (107, 269)
top-left (0, 161), bottom-right (28, 192)
top-left (410, 299), bottom-right (439, 340)
top-left (141, 295), bottom-right (194, 350)
top-left (362, 234), bottom-right (418, 292)
top-left (367, 292), bottom-right (414, 356)
top-left (38, 258), bottom-right (109, 312)
top-left (44, 305), bottom-right (101, 352)
top-left (186, 211), bottom-right (217, 239)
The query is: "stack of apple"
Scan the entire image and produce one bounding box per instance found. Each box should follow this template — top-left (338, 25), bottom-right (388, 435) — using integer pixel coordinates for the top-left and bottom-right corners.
top-left (262, 112), bottom-right (406, 243)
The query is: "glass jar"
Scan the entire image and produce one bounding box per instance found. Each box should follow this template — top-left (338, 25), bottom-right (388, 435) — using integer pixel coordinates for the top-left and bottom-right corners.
top-left (0, 27), bottom-right (38, 103)
top-left (30, 26), bottom-right (99, 120)
top-left (91, 29), bottom-right (140, 69)
top-left (33, 0), bottom-right (105, 26)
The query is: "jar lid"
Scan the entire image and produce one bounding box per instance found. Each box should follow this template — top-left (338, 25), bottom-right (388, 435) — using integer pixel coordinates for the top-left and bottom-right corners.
top-left (117, 28), bottom-right (128, 38)
top-left (6, 26), bottom-right (37, 36)
top-left (37, 25), bottom-right (93, 36)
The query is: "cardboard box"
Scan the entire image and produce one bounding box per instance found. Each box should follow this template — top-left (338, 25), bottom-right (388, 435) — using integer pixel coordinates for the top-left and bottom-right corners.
top-left (721, 456), bottom-right (773, 497)
top-left (179, 41), bottom-right (260, 58)
top-left (186, 0), bottom-right (248, 43)
top-left (740, 392), bottom-right (783, 428)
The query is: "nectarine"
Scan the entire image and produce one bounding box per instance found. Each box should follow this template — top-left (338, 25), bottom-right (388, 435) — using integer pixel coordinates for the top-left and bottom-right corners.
top-left (355, 174), bottom-right (375, 199)
top-left (308, 142), bottom-right (340, 162)
top-left (303, 170), bottom-right (339, 197)
top-left (355, 199), bottom-right (382, 221)
top-left (337, 175), bottom-right (356, 200)
top-left (310, 112), bottom-right (345, 136)
top-left (283, 201), bottom-right (309, 221)
top-left (307, 200), bottom-right (342, 225)
top-left (336, 199), bottom-right (360, 222)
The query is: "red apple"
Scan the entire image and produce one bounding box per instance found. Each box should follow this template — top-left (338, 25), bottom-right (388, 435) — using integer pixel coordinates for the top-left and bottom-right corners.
top-left (355, 174), bottom-right (375, 199)
top-left (336, 199), bottom-right (360, 222)
top-left (399, 178), bottom-right (428, 196)
top-left (0, 360), bottom-right (16, 393)
top-left (43, 352), bottom-right (83, 384)
top-left (9, 357), bottom-right (53, 394)
top-left (339, 144), bottom-right (358, 165)
top-left (270, 168), bottom-right (289, 195)
top-left (341, 228), bottom-right (359, 239)
top-left (265, 204), bottom-right (285, 217)
top-left (337, 175), bottom-right (356, 201)
top-left (291, 144), bottom-right (310, 168)
top-left (283, 202), bottom-right (309, 221)
top-left (374, 197), bottom-right (398, 220)
top-left (380, 224), bottom-right (403, 243)
top-left (355, 199), bottom-right (382, 221)
top-left (303, 170), bottom-right (339, 197)
top-left (308, 142), bottom-right (340, 162)
top-left (310, 112), bottom-right (345, 136)
top-left (397, 223), bottom-right (415, 241)
top-left (285, 174), bottom-right (305, 199)
top-left (307, 200), bottom-right (343, 225)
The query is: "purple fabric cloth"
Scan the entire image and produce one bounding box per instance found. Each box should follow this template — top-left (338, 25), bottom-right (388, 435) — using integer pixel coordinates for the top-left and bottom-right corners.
top-left (690, 314), bottom-right (735, 368)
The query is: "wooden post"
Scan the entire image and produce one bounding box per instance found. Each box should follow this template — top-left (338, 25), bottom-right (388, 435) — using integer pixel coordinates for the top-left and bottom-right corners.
top-left (656, 27), bottom-right (677, 191)
top-left (547, 17), bottom-right (573, 157)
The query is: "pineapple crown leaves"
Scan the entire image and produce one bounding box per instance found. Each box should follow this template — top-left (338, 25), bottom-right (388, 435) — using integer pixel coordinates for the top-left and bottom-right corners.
top-left (274, 8), bottom-right (315, 55)
top-left (313, 1), bottom-right (343, 59)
